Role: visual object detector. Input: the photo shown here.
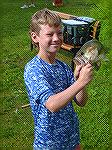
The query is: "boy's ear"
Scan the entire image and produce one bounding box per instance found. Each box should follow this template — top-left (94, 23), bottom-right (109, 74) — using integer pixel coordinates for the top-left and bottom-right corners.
top-left (31, 32), bottom-right (39, 43)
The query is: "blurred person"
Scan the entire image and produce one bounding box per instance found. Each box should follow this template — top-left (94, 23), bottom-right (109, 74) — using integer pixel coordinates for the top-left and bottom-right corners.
top-left (21, 0), bottom-right (36, 9)
top-left (52, 0), bottom-right (63, 6)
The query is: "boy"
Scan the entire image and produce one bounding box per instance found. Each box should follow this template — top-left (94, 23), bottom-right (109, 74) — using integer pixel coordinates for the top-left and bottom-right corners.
top-left (24, 8), bottom-right (93, 150)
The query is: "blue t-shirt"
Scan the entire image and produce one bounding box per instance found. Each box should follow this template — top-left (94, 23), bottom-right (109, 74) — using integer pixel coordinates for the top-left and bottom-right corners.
top-left (24, 55), bottom-right (80, 150)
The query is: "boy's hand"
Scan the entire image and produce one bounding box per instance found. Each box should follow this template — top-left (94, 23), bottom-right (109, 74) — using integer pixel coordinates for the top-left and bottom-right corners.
top-left (77, 63), bottom-right (93, 86)
top-left (74, 64), bottom-right (82, 80)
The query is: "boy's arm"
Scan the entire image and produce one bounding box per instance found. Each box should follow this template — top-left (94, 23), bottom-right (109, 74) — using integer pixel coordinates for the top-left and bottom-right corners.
top-left (75, 87), bottom-right (88, 107)
top-left (74, 64), bottom-right (88, 107)
top-left (45, 63), bottom-right (93, 112)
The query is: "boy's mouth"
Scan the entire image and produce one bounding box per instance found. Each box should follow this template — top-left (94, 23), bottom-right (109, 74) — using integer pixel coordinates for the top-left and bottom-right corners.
top-left (52, 44), bottom-right (59, 46)
top-left (51, 42), bottom-right (61, 46)
top-left (51, 43), bottom-right (59, 45)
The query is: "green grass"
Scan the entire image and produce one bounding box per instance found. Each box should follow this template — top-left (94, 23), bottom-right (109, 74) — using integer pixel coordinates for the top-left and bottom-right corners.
top-left (1, 0), bottom-right (112, 149)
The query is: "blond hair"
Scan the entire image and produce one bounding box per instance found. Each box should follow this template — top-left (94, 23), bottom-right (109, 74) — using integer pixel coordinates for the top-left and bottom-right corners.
top-left (29, 8), bottom-right (61, 49)
top-left (30, 8), bottom-right (61, 34)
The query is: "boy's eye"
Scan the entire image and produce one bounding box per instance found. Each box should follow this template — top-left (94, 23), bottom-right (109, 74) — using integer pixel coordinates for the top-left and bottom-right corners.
top-left (47, 33), bottom-right (53, 37)
top-left (46, 32), bottom-right (63, 37)
top-left (58, 31), bottom-right (63, 36)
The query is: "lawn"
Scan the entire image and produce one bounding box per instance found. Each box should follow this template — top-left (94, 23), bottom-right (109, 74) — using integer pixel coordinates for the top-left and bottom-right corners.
top-left (1, 0), bottom-right (112, 149)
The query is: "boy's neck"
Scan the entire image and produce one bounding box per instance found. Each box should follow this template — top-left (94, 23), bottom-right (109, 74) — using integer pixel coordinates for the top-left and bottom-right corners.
top-left (37, 52), bottom-right (56, 64)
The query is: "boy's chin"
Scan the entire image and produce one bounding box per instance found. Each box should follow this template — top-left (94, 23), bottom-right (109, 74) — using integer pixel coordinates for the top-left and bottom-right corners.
top-left (47, 47), bottom-right (60, 53)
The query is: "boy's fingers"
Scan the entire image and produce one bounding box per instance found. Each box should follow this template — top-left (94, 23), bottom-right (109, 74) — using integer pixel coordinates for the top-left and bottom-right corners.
top-left (75, 65), bottom-right (82, 73)
top-left (83, 63), bottom-right (93, 68)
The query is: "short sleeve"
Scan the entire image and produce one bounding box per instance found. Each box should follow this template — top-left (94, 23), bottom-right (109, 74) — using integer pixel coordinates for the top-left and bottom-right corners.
top-left (24, 66), bottom-right (54, 106)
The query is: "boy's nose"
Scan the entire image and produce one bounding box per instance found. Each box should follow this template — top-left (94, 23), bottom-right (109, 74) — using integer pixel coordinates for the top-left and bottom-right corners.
top-left (53, 34), bottom-right (60, 41)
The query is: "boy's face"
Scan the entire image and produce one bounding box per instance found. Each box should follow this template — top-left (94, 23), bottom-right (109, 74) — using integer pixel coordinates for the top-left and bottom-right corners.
top-left (37, 24), bottom-right (63, 53)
